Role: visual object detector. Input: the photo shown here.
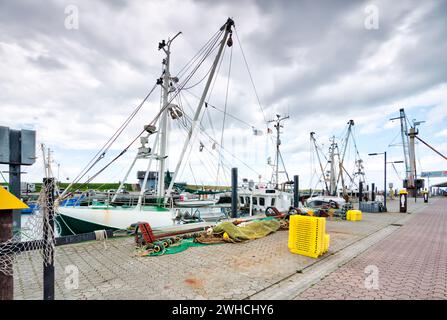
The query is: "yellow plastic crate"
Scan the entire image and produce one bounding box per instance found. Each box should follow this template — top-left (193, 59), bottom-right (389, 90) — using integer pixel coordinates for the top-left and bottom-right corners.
top-left (346, 209), bottom-right (362, 221)
top-left (288, 215), bottom-right (326, 258)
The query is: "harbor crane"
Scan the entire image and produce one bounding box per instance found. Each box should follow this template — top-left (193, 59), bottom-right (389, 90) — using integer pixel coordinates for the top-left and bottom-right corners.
top-left (389, 108), bottom-right (441, 195)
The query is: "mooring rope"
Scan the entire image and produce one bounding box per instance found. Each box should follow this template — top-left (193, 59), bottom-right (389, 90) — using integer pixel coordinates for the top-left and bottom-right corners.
top-left (94, 230), bottom-right (108, 249)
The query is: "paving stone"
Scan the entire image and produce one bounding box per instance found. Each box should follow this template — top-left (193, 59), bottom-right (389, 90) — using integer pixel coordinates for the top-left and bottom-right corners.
top-left (297, 198), bottom-right (447, 300)
top-left (12, 198), bottom-right (435, 300)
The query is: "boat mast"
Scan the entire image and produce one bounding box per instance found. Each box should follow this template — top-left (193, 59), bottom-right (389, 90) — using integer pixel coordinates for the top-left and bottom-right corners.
top-left (165, 18), bottom-right (235, 203)
top-left (337, 120), bottom-right (354, 196)
top-left (329, 136), bottom-right (337, 196)
top-left (268, 114), bottom-right (289, 189)
top-left (157, 32), bottom-right (181, 200)
top-left (310, 132), bottom-right (330, 194)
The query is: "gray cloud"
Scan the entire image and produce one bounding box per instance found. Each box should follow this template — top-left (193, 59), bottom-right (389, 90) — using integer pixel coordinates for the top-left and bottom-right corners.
top-left (0, 0), bottom-right (446, 185)
top-left (28, 55), bottom-right (66, 70)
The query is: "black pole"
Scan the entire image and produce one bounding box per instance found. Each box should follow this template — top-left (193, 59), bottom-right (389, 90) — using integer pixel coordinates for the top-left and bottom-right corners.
top-left (231, 168), bottom-right (238, 218)
top-left (9, 130), bottom-right (21, 235)
top-left (384, 152), bottom-right (387, 212)
top-left (359, 181), bottom-right (363, 203)
top-left (293, 175), bottom-right (299, 208)
top-left (43, 178), bottom-right (55, 300)
top-left (371, 183), bottom-right (375, 201)
top-left (0, 209), bottom-right (13, 300)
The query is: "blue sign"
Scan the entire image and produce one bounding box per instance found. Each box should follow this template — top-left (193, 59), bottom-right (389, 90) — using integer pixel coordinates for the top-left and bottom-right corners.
top-left (421, 171), bottom-right (447, 178)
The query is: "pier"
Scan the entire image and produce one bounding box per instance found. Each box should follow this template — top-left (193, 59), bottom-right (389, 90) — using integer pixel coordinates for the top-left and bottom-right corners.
top-left (12, 198), bottom-right (444, 300)
top-left (1, 1), bottom-right (446, 307)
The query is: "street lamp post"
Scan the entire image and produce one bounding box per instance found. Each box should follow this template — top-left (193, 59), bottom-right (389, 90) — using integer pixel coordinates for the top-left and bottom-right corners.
top-left (368, 152), bottom-right (387, 212)
top-left (384, 151), bottom-right (387, 211)
top-left (386, 160), bottom-right (404, 200)
top-left (368, 152), bottom-right (405, 213)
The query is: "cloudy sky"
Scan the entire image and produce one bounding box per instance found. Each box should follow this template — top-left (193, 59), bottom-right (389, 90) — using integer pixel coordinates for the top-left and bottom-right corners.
top-left (1, 0), bottom-right (446, 191)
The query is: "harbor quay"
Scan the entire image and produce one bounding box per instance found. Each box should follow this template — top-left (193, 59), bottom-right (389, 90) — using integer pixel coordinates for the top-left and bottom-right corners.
top-left (12, 198), bottom-right (444, 300)
top-left (1, 2), bottom-right (447, 309)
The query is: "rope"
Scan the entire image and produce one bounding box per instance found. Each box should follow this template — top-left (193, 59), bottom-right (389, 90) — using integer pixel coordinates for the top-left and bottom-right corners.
top-left (391, 162), bottom-right (403, 180)
top-left (176, 29), bottom-right (222, 80)
top-left (184, 89), bottom-right (256, 129)
top-left (234, 27), bottom-right (268, 125)
top-left (234, 27), bottom-right (279, 161)
top-left (67, 27), bottom-right (226, 191)
top-left (177, 91), bottom-right (260, 177)
top-left (69, 83), bottom-right (158, 188)
top-left (0, 170), bottom-right (8, 185)
top-left (180, 112), bottom-right (261, 177)
top-left (94, 229), bottom-right (108, 249)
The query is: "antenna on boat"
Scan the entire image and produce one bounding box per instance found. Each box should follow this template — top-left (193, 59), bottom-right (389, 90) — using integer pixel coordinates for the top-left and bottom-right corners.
top-left (268, 114), bottom-right (289, 190)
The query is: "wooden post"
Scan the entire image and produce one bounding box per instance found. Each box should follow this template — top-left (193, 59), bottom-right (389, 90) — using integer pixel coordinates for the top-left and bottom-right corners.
top-left (0, 209), bottom-right (13, 300)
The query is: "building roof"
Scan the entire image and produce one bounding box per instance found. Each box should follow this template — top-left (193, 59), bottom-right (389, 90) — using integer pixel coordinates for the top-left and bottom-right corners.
top-left (431, 181), bottom-right (447, 188)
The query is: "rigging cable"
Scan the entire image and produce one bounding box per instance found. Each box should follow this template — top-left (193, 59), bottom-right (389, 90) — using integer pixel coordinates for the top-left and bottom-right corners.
top-left (235, 27), bottom-right (281, 179)
top-left (64, 82), bottom-right (158, 191)
top-left (178, 109), bottom-right (261, 177)
top-left (176, 29), bottom-right (222, 80)
top-left (216, 43), bottom-right (233, 185)
top-left (184, 89), bottom-right (255, 129)
top-left (391, 162), bottom-right (403, 180)
top-left (234, 27), bottom-right (268, 125)
top-left (175, 115), bottom-right (231, 186)
top-left (199, 43), bottom-right (227, 142)
top-left (68, 27), bottom-right (225, 191)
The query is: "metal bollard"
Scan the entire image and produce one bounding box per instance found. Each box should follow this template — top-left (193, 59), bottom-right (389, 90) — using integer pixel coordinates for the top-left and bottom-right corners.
top-left (423, 190), bottom-right (428, 203)
top-left (399, 190), bottom-right (408, 213)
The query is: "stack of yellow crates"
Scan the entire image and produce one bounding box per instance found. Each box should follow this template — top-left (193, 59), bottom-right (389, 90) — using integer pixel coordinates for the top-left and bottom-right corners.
top-left (346, 209), bottom-right (362, 221)
top-left (288, 215), bottom-right (330, 258)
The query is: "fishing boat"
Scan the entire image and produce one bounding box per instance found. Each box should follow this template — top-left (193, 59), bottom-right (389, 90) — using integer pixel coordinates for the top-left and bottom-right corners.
top-left (55, 18), bottom-right (299, 235)
top-left (306, 120), bottom-right (366, 207)
top-left (239, 185), bottom-right (293, 214)
top-left (56, 205), bottom-right (173, 235)
top-left (175, 198), bottom-right (218, 208)
top-left (55, 19), bottom-right (238, 235)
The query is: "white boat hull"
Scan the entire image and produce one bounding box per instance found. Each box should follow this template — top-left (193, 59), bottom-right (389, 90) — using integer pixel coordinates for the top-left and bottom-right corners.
top-left (56, 206), bottom-right (175, 235)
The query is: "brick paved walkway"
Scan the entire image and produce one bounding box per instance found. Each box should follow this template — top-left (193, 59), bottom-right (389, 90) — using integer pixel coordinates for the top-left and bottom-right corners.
top-left (297, 198), bottom-right (447, 300)
top-left (11, 198), bottom-right (430, 300)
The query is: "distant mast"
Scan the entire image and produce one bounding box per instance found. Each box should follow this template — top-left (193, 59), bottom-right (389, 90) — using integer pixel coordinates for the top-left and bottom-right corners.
top-left (328, 136), bottom-right (338, 196)
top-left (268, 114), bottom-right (289, 190)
